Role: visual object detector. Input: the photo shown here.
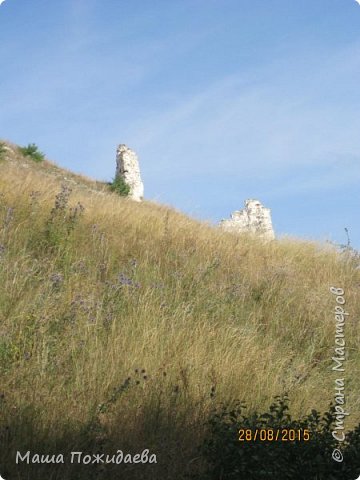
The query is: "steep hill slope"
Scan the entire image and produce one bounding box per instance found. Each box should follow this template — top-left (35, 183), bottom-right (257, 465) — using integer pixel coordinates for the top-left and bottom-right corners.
top-left (0, 141), bottom-right (359, 479)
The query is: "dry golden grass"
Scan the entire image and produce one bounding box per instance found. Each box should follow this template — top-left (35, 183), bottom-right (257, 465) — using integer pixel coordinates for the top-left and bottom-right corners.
top-left (0, 143), bottom-right (359, 478)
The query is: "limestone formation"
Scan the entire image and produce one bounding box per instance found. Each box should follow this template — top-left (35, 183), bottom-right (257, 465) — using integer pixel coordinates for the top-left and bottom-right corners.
top-left (220, 199), bottom-right (275, 240)
top-left (115, 144), bottom-right (144, 201)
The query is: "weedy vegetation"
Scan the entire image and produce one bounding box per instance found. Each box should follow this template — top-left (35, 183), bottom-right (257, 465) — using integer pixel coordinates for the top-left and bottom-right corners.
top-left (0, 142), bottom-right (6, 162)
top-left (196, 396), bottom-right (360, 479)
top-left (0, 144), bottom-right (359, 479)
top-left (18, 143), bottom-right (45, 163)
top-left (109, 176), bottom-right (131, 197)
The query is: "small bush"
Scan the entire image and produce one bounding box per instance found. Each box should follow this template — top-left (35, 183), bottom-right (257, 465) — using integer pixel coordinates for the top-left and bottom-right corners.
top-left (19, 143), bottom-right (45, 163)
top-left (109, 176), bottom-right (131, 197)
top-left (0, 142), bottom-right (6, 162)
top-left (196, 396), bottom-right (360, 479)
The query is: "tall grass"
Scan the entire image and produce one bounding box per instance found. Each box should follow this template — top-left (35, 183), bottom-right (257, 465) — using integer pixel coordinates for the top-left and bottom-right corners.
top-left (0, 152), bottom-right (359, 479)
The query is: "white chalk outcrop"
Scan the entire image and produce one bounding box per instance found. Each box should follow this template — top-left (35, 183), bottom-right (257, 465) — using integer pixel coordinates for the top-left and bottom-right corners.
top-left (220, 199), bottom-right (275, 240)
top-left (115, 144), bottom-right (144, 201)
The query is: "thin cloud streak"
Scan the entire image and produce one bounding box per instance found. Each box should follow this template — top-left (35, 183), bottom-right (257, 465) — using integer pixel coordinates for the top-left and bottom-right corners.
top-left (129, 40), bottom-right (360, 184)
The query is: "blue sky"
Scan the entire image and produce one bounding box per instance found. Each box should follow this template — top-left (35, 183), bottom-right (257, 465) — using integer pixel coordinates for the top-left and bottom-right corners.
top-left (1, 0), bottom-right (360, 248)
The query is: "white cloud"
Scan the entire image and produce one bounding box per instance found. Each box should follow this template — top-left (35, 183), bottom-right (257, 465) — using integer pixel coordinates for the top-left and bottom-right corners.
top-left (0, 0), bottom-right (6, 5)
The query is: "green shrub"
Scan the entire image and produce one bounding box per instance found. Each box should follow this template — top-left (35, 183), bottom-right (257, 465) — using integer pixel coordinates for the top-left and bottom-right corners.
top-left (109, 176), bottom-right (131, 197)
top-left (0, 142), bottom-right (6, 162)
top-left (19, 143), bottom-right (45, 163)
top-left (196, 396), bottom-right (360, 479)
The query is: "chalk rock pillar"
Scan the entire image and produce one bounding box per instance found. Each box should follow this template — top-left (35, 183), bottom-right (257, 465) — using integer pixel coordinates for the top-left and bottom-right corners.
top-left (220, 199), bottom-right (275, 240)
top-left (115, 144), bottom-right (144, 201)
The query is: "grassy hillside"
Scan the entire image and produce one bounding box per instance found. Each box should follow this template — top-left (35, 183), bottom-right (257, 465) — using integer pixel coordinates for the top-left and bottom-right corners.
top-left (0, 141), bottom-right (359, 479)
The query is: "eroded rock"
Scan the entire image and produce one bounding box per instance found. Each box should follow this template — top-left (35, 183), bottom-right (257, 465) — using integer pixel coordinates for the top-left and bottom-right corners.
top-left (115, 144), bottom-right (144, 201)
top-left (220, 199), bottom-right (275, 240)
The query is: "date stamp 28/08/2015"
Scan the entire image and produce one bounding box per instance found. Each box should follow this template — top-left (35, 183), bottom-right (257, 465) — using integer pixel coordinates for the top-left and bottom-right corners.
top-left (238, 428), bottom-right (310, 442)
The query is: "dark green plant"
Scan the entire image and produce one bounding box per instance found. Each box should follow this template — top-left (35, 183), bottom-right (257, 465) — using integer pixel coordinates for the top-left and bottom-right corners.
top-left (195, 396), bottom-right (360, 480)
top-left (19, 143), bottom-right (45, 163)
top-left (109, 176), bottom-right (131, 197)
top-left (0, 142), bottom-right (6, 162)
top-left (97, 376), bottom-right (132, 414)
